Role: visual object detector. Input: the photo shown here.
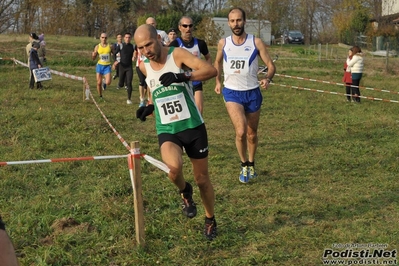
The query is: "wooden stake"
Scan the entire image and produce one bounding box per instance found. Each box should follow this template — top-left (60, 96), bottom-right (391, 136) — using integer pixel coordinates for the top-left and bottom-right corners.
top-left (129, 141), bottom-right (145, 246)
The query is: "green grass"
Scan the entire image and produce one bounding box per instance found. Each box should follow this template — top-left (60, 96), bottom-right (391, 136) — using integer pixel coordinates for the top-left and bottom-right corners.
top-left (1, 36), bottom-right (399, 265)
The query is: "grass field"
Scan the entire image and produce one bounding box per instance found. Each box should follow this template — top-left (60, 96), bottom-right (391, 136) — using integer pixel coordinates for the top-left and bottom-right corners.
top-left (1, 35), bottom-right (399, 265)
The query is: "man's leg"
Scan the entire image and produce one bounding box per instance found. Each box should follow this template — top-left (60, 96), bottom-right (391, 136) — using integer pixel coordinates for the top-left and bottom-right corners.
top-left (138, 85), bottom-right (145, 106)
top-left (245, 109), bottom-right (261, 163)
top-left (190, 156), bottom-right (217, 240)
top-left (160, 141), bottom-right (197, 218)
top-left (194, 91), bottom-right (204, 114)
top-left (225, 101), bottom-right (255, 182)
top-left (225, 102), bottom-right (248, 163)
top-left (113, 64), bottom-right (119, 79)
top-left (190, 157), bottom-right (214, 219)
top-left (104, 71), bottom-right (112, 86)
top-left (160, 141), bottom-right (185, 190)
top-left (125, 67), bottom-right (133, 102)
top-left (136, 67), bottom-right (147, 106)
top-left (96, 73), bottom-right (102, 96)
top-left (118, 68), bottom-right (126, 89)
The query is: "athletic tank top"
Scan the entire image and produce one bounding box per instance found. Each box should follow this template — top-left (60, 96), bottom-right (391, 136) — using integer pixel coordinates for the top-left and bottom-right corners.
top-left (176, 38), bottom-right (201, 86)
top-left (97, 44), bottom-right (112, 65)
top-left (223, 34), bottom-right (259, 91)
top-left (176, 38), bottom-right (200, 58)
top-left (143, 47), bottom-right (203, 135)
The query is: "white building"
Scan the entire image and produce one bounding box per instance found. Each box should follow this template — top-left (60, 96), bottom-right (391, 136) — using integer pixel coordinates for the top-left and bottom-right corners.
top-left (382, 0), bottom-right (399, 16)
top-left (212, 17), bottom-right (272, 45)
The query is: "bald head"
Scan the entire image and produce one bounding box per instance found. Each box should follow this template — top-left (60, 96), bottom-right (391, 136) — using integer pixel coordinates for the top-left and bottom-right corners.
top-left (134, 24), bottom-right (162, 61)
top-left (146, 17), bottom-right (157, 27)
top-left (135, 24), bottom-right (158, 42)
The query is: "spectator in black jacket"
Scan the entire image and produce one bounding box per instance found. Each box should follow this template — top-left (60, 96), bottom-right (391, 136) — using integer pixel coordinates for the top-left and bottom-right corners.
top-left (112, 32), bottom-right (136, 104)
top-left (29, 42), bottom-right (42, 89)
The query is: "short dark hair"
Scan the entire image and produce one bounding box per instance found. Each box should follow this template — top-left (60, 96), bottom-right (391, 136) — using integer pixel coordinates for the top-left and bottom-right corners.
top-left (168, 28), bottom-right (177, 34)
top-left (228, 7), bottom-right (246, 21)
top-left (32, 42), bottom-right (40, 49)
top-left (30, 33), bottom-right (39, 40)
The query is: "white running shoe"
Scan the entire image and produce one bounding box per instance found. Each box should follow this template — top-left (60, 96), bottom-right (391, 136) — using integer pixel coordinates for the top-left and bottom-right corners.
top-left (127, 100), bottom-right (132, 105)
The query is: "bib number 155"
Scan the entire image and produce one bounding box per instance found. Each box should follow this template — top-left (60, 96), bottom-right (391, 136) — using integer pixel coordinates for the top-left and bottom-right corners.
top-left (160, 100), bottom-right (182, 115)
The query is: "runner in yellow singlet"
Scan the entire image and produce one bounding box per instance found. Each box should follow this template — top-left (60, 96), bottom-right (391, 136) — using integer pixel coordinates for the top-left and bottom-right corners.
top-left (92, 33), bottom-right (114, 99)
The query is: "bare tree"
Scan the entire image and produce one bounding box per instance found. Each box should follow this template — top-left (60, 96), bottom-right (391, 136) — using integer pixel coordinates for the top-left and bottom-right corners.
top-left (17, 0), bottom-right (41, 33)
top-left (264, 0), bottom-right (291, 36)
top-left (0, 0), bottom-right (18, 33)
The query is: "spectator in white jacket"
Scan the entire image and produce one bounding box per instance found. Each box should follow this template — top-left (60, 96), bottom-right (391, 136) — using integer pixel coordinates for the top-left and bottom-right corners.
top-left (346, 46), bottom-right (364, 103)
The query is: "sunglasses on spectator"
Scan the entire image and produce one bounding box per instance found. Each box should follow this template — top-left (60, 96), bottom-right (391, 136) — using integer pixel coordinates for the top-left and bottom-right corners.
top-left (101, 36), bottom-right (107, 39)
top-left (181, 24), bottom-right (193, 28)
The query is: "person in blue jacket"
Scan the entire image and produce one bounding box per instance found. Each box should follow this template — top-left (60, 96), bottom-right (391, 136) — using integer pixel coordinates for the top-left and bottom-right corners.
top-left (29, 42), bottom-right (42, 89)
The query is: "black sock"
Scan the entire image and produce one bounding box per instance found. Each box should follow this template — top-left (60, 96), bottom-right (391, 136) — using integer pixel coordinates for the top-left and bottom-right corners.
top-left (241, 161), bottom-right (248, 167)
top-left (248, 161), bottom-right (254, 167)
top-left (180, 182), bottom-right (191, 194)
top-left (205, 216), bottom-right (215, 223)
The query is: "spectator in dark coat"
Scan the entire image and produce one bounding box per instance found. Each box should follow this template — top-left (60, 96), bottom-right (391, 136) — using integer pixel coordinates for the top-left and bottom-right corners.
top-left (29, 42), bottom-right (43, 89)
top-left (26, 33), bottom-right (40, 66)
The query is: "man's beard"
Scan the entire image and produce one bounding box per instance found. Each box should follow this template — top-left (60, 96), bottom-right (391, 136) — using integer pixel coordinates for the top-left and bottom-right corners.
top-left (232, 26), bottom-right (245, 36)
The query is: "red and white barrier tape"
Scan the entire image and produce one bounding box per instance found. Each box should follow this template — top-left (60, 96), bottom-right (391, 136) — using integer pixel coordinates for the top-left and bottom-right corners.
top-left (0, 153), bottom-right (170, 173)
top-left (273, 83), bottom-right (399, 103)
top-left (275, 73), bottom-right (399, 95)
top-left (13, 59), bottom-right (84, 81)
top-left (9, 58), bottom-right (168, 174)
top-left (90, 95), bottom-right (132, 152)
top-left (142, 154), bottom-right (170, 173)
top-left (0, 155), bottom-right (128, 166)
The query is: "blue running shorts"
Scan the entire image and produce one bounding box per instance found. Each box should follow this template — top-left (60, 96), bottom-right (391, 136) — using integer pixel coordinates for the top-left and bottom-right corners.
top-left (96, 64), bottom-right (112, 75)
top-left (222, 87), bottom-right (263, 113)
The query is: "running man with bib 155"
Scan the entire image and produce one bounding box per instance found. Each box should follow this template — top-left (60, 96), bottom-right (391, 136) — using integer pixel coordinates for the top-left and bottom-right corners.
top-left (134, 24), bottom-right (218, 241)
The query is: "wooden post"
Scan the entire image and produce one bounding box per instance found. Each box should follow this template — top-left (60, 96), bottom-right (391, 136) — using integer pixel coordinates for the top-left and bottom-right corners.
top-left (326, 43), bottom-right (328, 59)
top-left (83, 79), bottom-right (85, 101)
top-left (129, 141), bottom-right (145, 246)
top-left (318, 43), bottom-right (321, 62)
top-left (385, 42), bottom-right (390, 73)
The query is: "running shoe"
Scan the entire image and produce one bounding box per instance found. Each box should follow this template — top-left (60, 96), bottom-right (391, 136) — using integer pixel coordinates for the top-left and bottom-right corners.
top-left (204, 217), bottom-right (217, 241)
top-left (139, 101), bottom-right (146, 107)
top-left (248, 166), bottom-right (258, 179)
top-left (239, 165), bottom-right (249, 183)
top-left (180, 182), bottom-right (197, 218)
top-left (127, 100), bottom-right (132, 105)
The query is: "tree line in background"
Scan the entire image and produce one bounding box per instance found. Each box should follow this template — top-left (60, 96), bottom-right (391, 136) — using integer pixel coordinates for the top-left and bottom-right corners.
top-left (1, 0), bottom-right (398, 46)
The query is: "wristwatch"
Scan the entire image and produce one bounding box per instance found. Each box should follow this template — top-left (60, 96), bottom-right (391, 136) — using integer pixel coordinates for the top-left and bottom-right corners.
top-left (184, 71), bottom-right (192, 80)
top-left (266, 78), bottom-right (272, 83)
